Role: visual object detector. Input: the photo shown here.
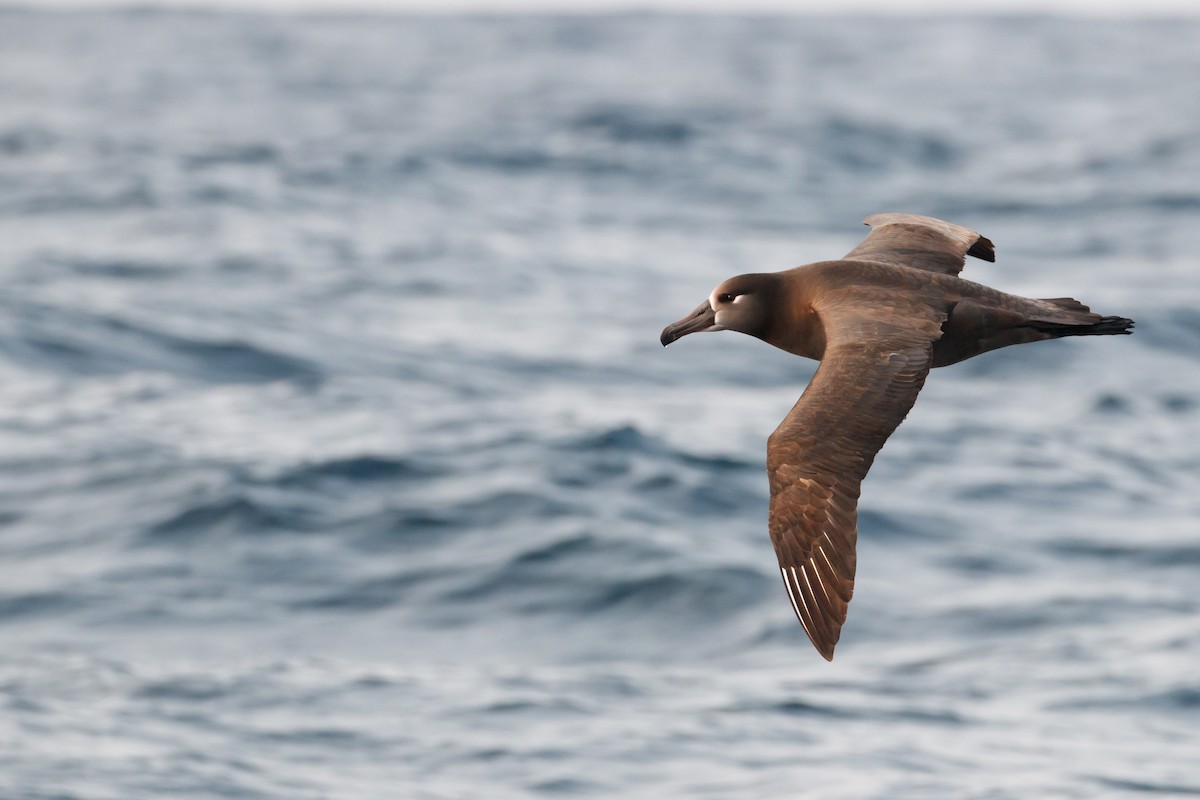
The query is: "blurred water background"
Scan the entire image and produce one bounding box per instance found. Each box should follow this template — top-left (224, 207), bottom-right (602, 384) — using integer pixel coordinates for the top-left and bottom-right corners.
top-left (1, 8), bottom-right (1198, 798)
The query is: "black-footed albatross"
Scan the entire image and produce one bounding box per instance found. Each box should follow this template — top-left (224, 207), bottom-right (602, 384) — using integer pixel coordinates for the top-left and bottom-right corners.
top-left (660, 213), bottom-right (1133, 661)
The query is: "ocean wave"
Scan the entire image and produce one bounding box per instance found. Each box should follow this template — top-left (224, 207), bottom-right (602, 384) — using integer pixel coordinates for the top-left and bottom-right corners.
top-left (1043, 539), bottom-right (1200, 567)
top-left (292, 571), bottom-right (439, 611)
top-left (2, 308), bottom-right (323, 385)
top-left (10, 184), bottom-right (157, 215)
top-left (272, 455), bottom-right (445, 487)
top-left (571, 106), bottom-right (694, 144)
top-left (440, 537), bottom-right (767, 620)
top-left (0, 125), bottom-right (58, 156)
top-left (818, 117), bottom-right (960, 172)
top-left (0, 590), bottom-right (88, 621)
top-left (144, 495), bottom-right (319, 540)
top-left (444, 144), bottom-right (636, 177)
top-left (181, 142), bottom-right (279, 170)
top-left (64, 258), bottom-right (178, 280)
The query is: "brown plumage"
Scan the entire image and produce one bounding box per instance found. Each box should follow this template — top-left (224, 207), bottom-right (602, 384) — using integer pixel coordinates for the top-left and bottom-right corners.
top-left (660, 214), bottom-right (1134, 661)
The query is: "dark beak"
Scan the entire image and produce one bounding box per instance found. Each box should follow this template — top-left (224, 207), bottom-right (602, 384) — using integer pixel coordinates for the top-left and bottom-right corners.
top-left (661, 300), bottom-right (718, 346)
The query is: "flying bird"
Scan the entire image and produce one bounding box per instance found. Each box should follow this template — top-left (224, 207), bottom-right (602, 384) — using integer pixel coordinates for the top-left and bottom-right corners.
top-left (660, 214), bottom-right (1133, 661)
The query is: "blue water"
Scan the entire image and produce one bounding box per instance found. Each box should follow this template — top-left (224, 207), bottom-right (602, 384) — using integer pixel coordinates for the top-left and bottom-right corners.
top-left (1, 9), bottom-right (1199, 798)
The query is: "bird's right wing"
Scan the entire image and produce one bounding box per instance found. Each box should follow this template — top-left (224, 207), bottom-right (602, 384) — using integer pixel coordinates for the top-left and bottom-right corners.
top-left (844, 213), bottom-right (994, 276)
top-left (767, 307), bottom-right (943, 661)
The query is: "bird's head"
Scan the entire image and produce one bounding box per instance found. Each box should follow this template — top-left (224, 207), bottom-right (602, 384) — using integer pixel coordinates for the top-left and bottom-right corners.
top-left (660, 274), bottom-right (773, 346)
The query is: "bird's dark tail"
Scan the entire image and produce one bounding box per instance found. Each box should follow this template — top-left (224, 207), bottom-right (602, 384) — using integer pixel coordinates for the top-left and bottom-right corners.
top-left (1069, 315), bottom-right (1136, 336)
top-left (1031, 298), bottom-right (1135, 337)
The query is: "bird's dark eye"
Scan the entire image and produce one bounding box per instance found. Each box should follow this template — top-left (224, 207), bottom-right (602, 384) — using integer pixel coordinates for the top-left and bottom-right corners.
top-left (718, 293), bottom-right (735, 303)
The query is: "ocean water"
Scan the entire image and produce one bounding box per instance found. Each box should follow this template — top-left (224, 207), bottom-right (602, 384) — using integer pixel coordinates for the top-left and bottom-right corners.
top-left (1, 9), bottom-right (1198, 798)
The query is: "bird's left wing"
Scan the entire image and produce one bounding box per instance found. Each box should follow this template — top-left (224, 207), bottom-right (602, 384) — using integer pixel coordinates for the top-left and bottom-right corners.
top-left (767, 306), bottom-right (943, 660)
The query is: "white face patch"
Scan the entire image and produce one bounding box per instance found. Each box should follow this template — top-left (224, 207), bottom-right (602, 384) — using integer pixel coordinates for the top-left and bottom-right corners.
top-left (709, 290), bottom-right (746, 332)
top-left (709, 290), bottom-right (747, 307)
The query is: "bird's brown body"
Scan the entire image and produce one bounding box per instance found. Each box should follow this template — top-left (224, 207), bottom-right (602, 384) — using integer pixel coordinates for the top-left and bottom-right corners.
top-left (660, 214), bottom-right (1133, 661)
top-left (748, 259), bottom-right (1123, 367)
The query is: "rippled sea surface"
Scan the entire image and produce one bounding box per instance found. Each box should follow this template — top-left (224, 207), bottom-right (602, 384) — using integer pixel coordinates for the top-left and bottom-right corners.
top-left (1, 9), bottom-right (1199, 798)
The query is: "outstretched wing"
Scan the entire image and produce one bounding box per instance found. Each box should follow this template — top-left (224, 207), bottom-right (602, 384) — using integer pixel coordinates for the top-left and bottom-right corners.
top-left (844, 213), bottom-right (995, 276)
top-left (767, 304), bottom-right (943, 660)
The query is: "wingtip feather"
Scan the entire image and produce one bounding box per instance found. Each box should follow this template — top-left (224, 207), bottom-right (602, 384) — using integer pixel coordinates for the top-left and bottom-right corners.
top-left (967, 234), bottom-right (996, 262)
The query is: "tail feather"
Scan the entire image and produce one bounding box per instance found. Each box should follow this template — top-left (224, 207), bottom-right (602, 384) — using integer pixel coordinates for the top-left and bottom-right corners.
top-left (1030, 315), bottom-right (1135, 336)
top-left (1040, 297), bottom-right (1092, 314)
